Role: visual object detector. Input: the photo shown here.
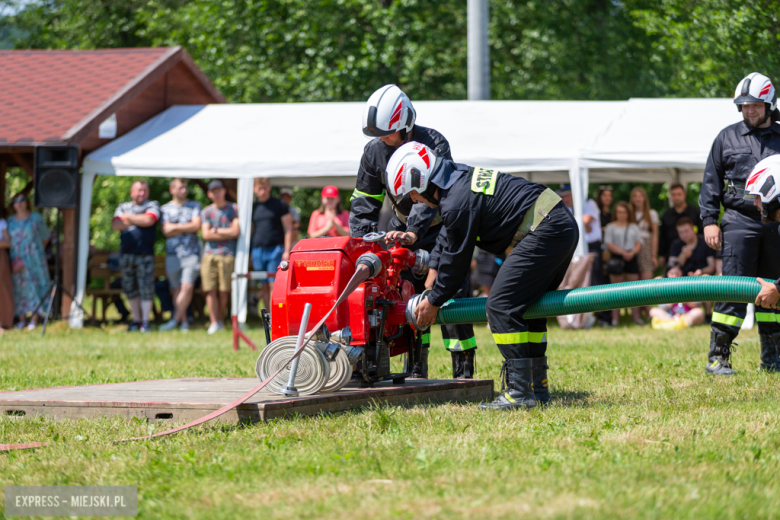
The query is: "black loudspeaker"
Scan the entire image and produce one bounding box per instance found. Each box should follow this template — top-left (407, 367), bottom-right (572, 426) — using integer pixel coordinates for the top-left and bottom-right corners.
top-left (34, 145), bottom-right (79, 209)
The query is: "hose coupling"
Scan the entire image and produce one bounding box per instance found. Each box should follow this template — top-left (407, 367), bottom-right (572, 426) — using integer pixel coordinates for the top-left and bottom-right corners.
top-left (343, 345), bottom-right (365, 366)
top-left (412, 249), bottom-right (430, 276)
top-left (356, 253), bottom-right (383, 279)
top-left (316, 341), bottom-right (341, 361)
top-left (405, 289), bottom-right (432, 331)
top-left (331, 327), bottom-right (352, 346)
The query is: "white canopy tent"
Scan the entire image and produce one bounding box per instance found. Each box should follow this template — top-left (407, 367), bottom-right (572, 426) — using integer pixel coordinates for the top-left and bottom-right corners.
top-left (581, 98), bottom-right (739, 182)
top-left (71, 98), bottom-right (745, 328)
top-left (72, 100), bottom-right (626, 327)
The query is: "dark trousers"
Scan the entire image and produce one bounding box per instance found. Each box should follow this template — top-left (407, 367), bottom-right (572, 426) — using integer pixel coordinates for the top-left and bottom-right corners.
top-left (588, 241), bottom-right (611, 323)
top-left (486, 202), bottom-right (579, 360)
top-left (712, 209), bottom-right (780, 337)
top-left (588, 241), bottom-right (606, 286)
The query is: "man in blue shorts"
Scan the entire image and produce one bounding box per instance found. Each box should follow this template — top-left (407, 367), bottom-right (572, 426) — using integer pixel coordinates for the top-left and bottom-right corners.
top-left (251, 177), bottom-right (293, 313)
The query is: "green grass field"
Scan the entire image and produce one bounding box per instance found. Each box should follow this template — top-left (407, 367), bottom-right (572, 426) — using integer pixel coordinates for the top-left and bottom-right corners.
top-left (1, 321), bottom-right (779, 519)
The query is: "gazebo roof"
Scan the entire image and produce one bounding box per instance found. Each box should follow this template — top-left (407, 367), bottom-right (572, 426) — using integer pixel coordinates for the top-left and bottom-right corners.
top-left (0, 47), bottom-right (225, 149)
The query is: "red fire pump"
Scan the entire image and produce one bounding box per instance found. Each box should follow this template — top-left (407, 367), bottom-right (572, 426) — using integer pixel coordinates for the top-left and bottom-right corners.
top-left (255, 229), bottom-right (429, 395)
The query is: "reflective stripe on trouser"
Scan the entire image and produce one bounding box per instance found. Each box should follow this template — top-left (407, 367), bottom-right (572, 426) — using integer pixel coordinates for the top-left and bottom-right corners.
top-left (491, 328), bottom-right (548, 359)
top-left (442, 336), bottom-right (477, 352)
top-left (440, 280), bottom-right (477, 351)
top-left (421, 333), bottom-right (431, 346)
top-left (487, 203), bottom-right (578, 360)
top-left (712, 209), bottom-right (780, 338)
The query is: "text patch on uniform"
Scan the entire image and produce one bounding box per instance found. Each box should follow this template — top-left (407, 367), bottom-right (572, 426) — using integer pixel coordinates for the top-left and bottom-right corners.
top-left (471, 167), bottom-right (498, 195)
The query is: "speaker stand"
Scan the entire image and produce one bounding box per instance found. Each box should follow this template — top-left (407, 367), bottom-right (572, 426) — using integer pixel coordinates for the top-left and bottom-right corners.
top-left (30, 208), bottom-right (91, 337)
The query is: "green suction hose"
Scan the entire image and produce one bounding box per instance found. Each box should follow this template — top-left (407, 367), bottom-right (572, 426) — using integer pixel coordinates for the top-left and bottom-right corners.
top-left (435, 276), bottom-right (768, 325)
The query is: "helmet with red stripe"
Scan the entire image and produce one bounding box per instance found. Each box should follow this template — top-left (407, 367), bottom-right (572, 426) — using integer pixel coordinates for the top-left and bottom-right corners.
top-left (746, 155), bottom-right (780, 222)
top-left (386, 142), bottom-right (441, 198)
top-left (362, 84), bottom-right (416, 138)
top-left (734, 72), bottom-right (777, 112)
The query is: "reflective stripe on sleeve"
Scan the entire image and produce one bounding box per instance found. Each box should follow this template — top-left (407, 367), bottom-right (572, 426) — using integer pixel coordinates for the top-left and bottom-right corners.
top-left (351, 189), bottom-right (385, 203)
top-left (755, 312), bottom-right (777, 323)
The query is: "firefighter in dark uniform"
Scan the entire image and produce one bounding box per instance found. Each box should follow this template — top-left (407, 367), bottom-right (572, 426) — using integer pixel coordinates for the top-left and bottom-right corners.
top-left (700, 72), bottom-right (780, 375)
top-left (749, 158), bottom-right (780, 328)
top-left (351, 84), bottom-right (478, 379)
top-left (387, 141), bottom-right (579, 409)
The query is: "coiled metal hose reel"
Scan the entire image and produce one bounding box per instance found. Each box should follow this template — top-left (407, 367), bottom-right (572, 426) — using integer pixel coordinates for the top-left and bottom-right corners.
top-left (255, 327), bottom-right (365, 395)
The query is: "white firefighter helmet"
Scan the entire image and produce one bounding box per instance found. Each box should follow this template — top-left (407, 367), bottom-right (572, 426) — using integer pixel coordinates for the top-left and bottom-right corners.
top-left (746, 155), bottom-right (780, 203)
top-left (362, 84), bottom-right (416, 138)
top-left (386, 142), bottom-right (439, 197)
top-left (734, 72), bottom-right (777, 112)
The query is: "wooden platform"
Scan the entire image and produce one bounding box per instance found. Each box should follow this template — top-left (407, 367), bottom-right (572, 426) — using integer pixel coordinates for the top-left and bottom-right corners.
top-left (0, 378), bottom-right (494, 424)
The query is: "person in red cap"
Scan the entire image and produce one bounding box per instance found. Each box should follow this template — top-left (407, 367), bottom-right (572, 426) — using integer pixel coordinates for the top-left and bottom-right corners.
top-left (308, 186), bottom-right (350, 238)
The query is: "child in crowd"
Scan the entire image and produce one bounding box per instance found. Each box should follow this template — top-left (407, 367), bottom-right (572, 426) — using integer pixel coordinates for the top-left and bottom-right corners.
top-left (650, 263), bottom-right (705, 330)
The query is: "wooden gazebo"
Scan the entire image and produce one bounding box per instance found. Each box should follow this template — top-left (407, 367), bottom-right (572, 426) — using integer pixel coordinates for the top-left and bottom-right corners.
top-left (0, 46), bottom-right (225, 313)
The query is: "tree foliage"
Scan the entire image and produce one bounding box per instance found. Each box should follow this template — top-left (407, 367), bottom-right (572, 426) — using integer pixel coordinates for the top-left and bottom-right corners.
top-left (491, 0), bottom-right (673, 100)
top-left (4, 0), bottom-right (677, 103)
top-left (1, 0), bottom-right (774, 247)
top-left (632, 0), bottom-right (780, 97)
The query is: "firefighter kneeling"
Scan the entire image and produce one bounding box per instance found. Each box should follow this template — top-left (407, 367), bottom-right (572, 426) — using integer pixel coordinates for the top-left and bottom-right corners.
top-left (387, 142), bottom-right (579, 410)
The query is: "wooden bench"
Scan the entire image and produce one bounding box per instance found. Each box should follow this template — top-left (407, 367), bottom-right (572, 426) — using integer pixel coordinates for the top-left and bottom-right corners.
top-left (85, 254), bottom-right (175, 324)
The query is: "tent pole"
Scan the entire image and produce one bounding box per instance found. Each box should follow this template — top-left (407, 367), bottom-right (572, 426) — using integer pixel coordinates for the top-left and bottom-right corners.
top-left (70, 172), bottom-right (95, 328)
top-left (569, 159), bottom-right (587, 256)
top-left (234, 177), bottom-right (254, 324)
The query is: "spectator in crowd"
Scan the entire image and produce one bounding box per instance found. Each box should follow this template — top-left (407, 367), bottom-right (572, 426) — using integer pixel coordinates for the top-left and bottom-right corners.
top-left (631, 187), bottom-right (659, 278)
top-left (251, 177), bottom-right (293, 313)
top-left (279, 188), bottom-right (301, 244)
top-left (0, 205), bottom-right (13, 332)
top-left (631, 187), bottom-right (659, 322)
top-left (557, 184), bottom-right (573, 212)
top-left (475, 248), bottom-right (504, 297)
top-left (667, 217), bottom-right (716, 276)
top-left (8, 194), bottom-right (51, 330)
top-left (308, 185), bottom-right (350, 238)
top-left (594, 186), bottom-right (614, 326)
top-left (650, 264), bottom-right (706, 330)
top-left (658, 183), bottom-right (703, 267)
top-left (596, 186), bottom-right (614, 230)
top-left (112, 181), bottom-right (160, 333)
top-left (604, 201), bottom-right (643, 325)
top-left (201, 180), bottom-right (239, 334)
top-left (583, 194), bottom-right (604, 283)
top-left (159, 178), bottom-right (202, 332)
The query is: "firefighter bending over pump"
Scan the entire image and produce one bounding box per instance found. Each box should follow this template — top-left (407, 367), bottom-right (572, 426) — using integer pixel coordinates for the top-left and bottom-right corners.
top-left (351, 84), bottom-right (478, 379)
top-left (387, 142), bottom-right (579, 410)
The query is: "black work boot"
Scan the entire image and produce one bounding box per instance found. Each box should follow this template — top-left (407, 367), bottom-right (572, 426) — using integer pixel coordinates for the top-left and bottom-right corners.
top-left (479, 359), bottom-right (536, 410)
top-left (705, 331), bottom-right (736, 376)
top-left (411, 346), bottom-right (429, 379)
top-left (759, 333), bottom-right (780, 372)
top-left (532, 357), bottom-right (550, 405)
top-left (451, 349), bottom-right (477, 379)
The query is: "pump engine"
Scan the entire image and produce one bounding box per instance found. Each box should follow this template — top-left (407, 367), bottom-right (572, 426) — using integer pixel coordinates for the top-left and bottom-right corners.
top-left (256, 230), bottom-right (429, 395)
